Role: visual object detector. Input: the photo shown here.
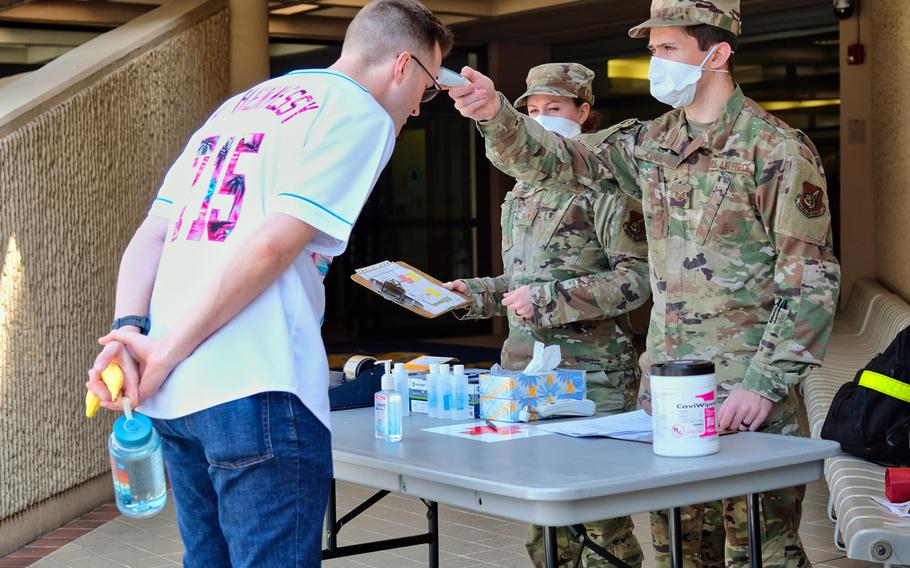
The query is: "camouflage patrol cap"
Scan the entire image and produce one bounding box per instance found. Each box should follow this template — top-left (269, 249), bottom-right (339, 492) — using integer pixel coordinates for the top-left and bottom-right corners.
top-left (628, 0), bottom-right (742, 38)
top-left (514, 63), bottom-right (596, 108)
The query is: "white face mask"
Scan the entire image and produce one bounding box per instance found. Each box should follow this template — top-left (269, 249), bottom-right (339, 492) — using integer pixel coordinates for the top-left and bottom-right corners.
top-left (534, 115), bottom-right (582, 138)
top-left (648, 45), bottom-right (729, 109)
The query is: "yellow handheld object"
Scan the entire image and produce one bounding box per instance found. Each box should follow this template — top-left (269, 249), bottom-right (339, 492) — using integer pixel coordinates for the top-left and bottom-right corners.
top-left (85, 363), bottom-right (125, 418)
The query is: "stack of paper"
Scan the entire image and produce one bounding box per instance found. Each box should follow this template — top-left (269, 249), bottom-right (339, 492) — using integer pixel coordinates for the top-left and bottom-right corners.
top-left (537, 409), bottom-right (653, 443)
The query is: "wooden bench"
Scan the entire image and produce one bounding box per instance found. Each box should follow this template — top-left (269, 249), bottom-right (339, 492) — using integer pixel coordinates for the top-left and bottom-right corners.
top-left (801, 278), bottom-right (910, 565)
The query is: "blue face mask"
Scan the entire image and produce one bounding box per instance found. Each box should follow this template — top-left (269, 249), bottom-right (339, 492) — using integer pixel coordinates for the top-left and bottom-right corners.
top-left (648, 46), bottom-right (729, 108)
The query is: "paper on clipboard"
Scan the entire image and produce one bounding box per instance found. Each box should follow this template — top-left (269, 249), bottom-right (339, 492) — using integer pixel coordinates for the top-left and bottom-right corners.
top-left (352, 260), bottom-right (470, 318)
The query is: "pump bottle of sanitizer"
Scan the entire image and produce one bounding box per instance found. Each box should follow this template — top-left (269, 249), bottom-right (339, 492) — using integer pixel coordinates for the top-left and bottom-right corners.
top-left (375, 361), bottom-right (402, 442)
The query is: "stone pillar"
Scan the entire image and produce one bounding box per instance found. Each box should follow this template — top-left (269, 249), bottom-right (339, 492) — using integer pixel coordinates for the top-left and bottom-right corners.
top-left (229, 0), bottom-right (269, 93)
top-left (870, 1), bottom-right (910, 300)
top-left (838, 1), bottom-right (874, 305)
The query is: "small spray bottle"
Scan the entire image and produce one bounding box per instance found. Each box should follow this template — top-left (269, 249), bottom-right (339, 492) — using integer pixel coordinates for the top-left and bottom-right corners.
top-left (427, 363), bottom-right (440, 418)
top-left (393, 363), bottom-right (410, 417)
top-left (439, 364), bottom-right (452, 419)
top-left (375, 361), bottom-right (402, 442)
top-left (452, 364), bottom-right (470, 419)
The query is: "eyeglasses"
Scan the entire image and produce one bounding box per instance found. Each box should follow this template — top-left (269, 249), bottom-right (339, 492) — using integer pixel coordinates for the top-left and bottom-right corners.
top-left (408, 54), bottom-right (442, 103)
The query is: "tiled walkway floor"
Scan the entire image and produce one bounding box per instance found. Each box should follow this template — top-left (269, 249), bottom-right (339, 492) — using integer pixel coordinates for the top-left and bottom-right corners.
top-left (14, 478), bottom-right (880, 568)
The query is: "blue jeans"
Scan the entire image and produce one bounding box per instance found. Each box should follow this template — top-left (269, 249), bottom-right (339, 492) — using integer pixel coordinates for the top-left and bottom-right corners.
top-left (151, 391), bottom-right (332, 568)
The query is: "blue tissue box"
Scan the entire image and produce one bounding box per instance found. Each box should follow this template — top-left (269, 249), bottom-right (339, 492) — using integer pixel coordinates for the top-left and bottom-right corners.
top-left (479, 369), bottom-right (586, 422)
top-left (479, 369), bottom-right (586, 399)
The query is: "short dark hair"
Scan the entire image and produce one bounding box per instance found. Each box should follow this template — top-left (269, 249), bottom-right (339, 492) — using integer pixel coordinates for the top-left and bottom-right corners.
top-left (343, 0), bottom-right (454, 65)
top-left (685, 24), bottom-right (737, 76)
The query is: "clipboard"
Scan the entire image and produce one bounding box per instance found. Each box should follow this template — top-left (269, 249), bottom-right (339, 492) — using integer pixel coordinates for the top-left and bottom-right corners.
top-left (351, 260), bottom-right (471, 319)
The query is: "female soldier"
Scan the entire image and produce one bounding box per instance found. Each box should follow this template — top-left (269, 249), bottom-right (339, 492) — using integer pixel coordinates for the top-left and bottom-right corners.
top-left (446, 63), bottom-right (650, 568)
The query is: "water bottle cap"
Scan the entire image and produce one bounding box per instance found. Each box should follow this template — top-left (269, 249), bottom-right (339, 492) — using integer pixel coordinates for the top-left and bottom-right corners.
top-left (453, 364), bottom-right (465, 374)
top-left (113, 412), bottom-right (154, 448)
top-left (394, 363), bottom-right (406, 373)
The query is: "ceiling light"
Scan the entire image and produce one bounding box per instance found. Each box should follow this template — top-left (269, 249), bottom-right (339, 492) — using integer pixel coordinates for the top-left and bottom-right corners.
top-left (760, 99), bottom-right (841, 111)
top-left (271, 3), bottom-right (320, 16)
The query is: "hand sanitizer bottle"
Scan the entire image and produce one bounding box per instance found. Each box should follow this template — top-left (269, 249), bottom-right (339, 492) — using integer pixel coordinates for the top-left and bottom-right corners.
top-left (452, 364), bottom-right (470, 419)
top-left (375, 361), bottom-right (402, 442)
top-left (439, 364), bottom-right (453, 420)
top-left (427, 363), bottom-right (440, 418)
top-left (393, 363), bottom-right (410, 417)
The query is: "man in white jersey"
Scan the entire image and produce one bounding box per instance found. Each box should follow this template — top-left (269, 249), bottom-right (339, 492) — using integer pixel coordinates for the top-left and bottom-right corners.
top-left (85, 2), bottom-right (453, 566)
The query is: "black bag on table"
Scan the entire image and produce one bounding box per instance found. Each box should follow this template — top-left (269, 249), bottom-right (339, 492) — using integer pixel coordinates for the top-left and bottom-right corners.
top-left (820, 325), bottom-right (910, 467)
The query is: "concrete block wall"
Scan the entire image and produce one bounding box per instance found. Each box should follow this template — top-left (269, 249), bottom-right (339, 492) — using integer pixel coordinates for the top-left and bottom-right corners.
top-left (870, 1), bottom-right (910, 302)
top-left (0, 1), bottom-right (229, 554)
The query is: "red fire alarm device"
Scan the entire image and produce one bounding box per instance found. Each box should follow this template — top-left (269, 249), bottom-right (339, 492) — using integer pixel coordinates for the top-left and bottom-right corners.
top-left (847, 43), bottom-right (865, 65)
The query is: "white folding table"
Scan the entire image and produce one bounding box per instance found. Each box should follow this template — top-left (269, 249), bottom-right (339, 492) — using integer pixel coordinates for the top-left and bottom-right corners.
top-left (323, 409), bottom-right (840, 567)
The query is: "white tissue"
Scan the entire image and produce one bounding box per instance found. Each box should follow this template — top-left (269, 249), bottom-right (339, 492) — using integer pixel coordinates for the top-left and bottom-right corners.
top-left (522, 342), bottom-right (562, 374)
top-left (871, 496), bottom-right (910, 518)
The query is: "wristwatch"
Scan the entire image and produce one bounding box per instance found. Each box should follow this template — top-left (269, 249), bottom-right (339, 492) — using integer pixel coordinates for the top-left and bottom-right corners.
top-left (111, 315), bottom-right (151, 335)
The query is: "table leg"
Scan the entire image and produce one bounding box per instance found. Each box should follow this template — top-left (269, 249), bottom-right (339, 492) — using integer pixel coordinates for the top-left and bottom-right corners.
top-left (544, 526), bottom-right (559, 568)
top-left (747, 493), bottom-right (763, 568)
top-left (668, 507), bottom-right (683, 568)
top-left (322, 485), bottom-right (433, 560)
top-left (569, 524), bottom-right (633, 568)
top-left (427, 500), bottom-right (439, 568)
top-left (325, 479), bottom-right (337, 552)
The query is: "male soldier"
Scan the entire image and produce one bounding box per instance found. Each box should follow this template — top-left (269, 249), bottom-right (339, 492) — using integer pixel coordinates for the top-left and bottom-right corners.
top-left (448, 1), bottom-right (841, 567)
top-left (447, 63), bottom-right (650, 567)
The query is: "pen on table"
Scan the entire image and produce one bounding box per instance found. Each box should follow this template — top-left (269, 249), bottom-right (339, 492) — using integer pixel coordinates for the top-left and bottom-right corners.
top-left (485, 419), bottom-right (499, 432)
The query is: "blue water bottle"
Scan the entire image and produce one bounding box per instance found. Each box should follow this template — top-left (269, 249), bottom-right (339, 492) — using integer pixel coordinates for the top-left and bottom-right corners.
top-left (108, 399), bottom-right (167, 518)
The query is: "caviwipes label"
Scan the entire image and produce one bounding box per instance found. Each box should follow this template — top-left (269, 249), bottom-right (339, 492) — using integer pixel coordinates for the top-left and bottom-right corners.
top-left (677, 400), bottom-right (713, 410)
top-left (656, 389), bottom-right (717, 439)
top-left (652, 373), bottom-right (719, 457)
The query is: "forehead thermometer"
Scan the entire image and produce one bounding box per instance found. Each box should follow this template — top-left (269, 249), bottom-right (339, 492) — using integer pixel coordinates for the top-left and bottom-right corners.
top-left (437, 67), bottom-right (468, 87)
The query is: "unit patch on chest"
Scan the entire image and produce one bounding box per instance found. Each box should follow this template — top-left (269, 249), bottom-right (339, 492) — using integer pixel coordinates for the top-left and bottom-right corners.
top-left (623, 210), bottom-right (647, 242)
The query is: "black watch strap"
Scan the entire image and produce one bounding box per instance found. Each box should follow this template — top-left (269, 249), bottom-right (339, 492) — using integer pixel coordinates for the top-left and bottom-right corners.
top-left (111, 315), bottom-right (150, 335)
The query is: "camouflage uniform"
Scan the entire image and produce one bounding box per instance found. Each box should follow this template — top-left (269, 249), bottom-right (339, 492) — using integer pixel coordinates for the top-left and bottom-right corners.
top-left (459, 64), bottom-right (650, 568)
top-left (472, 3), bottom-right (841, 567)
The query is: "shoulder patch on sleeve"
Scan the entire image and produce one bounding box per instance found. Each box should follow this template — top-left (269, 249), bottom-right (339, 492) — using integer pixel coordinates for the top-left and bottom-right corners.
top-left (795, 181), bottom-right (826, 218)
top-left (775, 155), bottom-right (830, 246)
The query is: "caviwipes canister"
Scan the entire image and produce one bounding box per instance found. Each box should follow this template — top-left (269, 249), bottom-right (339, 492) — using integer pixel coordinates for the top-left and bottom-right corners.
top-left (651, 360), bottom-right (719, 457)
